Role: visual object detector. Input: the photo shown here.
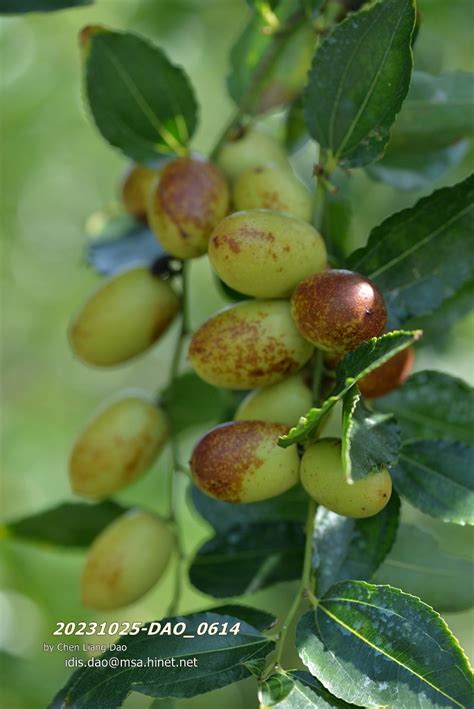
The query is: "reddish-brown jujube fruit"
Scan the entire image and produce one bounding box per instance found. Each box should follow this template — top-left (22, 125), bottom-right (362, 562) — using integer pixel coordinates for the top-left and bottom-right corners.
top-left (359, 347), bottom-right (415, 399)
top-left (291, 269), bottom-right (387, 353)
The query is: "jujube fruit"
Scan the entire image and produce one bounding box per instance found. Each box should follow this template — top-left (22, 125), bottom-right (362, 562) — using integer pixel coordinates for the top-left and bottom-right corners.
top-left (121, 162), bottom-right (159, 221)
top-left (81, 510), bottom-right (174, 609)
top-left (359, 347), bottom-right (414, 399)
top-left (69, 266), bottom-right (179, 367)
top-left (232, 166), bottom-right (312, 221)
top-left (235, 374), bottom-right (312, 427)
top-left (69, 393), bottom-right (169, 499)
top-left (147, 156), bottom-right (230, 259)
top-left (291, 269), bottom-right (387, 353)
top-left (300, 438), bottom-right (392, 518)
top-left (208, 210), bottom-right (326, 299)
top-left (191, 421), bottom-right (300, 502)
top-left (189, 300), bottom-right (313, 389)
top-left (216, 127), bottom-right (289, 182)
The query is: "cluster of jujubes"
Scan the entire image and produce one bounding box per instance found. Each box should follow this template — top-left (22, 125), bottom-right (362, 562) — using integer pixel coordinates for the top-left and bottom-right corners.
top-left (68, 127), bottom-right (414, 608)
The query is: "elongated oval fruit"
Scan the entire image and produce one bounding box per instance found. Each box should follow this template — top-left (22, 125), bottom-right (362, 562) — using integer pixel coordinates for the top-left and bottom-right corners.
top-left (189, 300), bottom-right (313, 389)
top-left (70, 393), bottom-right (169, 499)
top-left (300, 438), bottom-right (392, 518)
top-left (191, 421), bottom-right (300, 502)
top-left (291, 269), bottom-right (387, 353)
top-left (81, 510), bottom-right (174, 610)
top-left (235, 374), bottom-right (312, 427)
top-left (121, 162), bottom-right (159, 221)
top-left (147, 156), bottom-right (230, 259)
top-left (69, 267), bottom-right (180, 367)
top-left (359, 347), bottom-right (414, 399)
top-left (233, 166), bottom-right (312, 221)
top-left (216, 128), bottom-right (289, 182)
top-left (208, 210), bottom-right (326, 299)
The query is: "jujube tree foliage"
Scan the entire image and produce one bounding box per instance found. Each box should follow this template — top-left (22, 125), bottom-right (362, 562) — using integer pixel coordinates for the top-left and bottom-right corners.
top-left (4, 0), bottom-right (474, 707)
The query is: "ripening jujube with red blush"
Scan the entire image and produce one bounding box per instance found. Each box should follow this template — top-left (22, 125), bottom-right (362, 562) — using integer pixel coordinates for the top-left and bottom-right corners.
top-left (208, 209), bottom-right (326, 299)
top-left (147, 156), bottom-right (230, 259)
top-left (69, 267), bottom-right (179, 367)
top-left (191, 421), bottom-right (300, 503)
top-left (69, 393), bottom-right (169, 500)
top-left (81, 510), bottom-right (174, 610)
top-left (300, 438), bottom-right (392, 518)
top-left (291, 269), bottom-right (387, 353)
top-left (188, 300), bottom-right (313, 389)
top-left (359, 347), bottom-right (415, 399)
top-left (121, 162), bottom-right (160, 221)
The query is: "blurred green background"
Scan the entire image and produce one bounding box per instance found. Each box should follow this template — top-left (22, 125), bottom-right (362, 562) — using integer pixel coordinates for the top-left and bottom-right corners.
top-left (1, 1), bottom-right (473, 707)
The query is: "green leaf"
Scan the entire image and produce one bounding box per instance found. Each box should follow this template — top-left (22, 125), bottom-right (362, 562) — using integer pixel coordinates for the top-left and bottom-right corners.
top-left (297, 581), bottom-right (474, 708)
top-left (258, 670), bottom-right (356, 707)
top-left (50, 612), bottom-right (273, 707)
top-left (285, 97), bottom-right (309, 154)
top-left (85, 29), bottom-right (198, 163)
top-left (258, 671), bottom-right (295, 706)
top-left (7, 501), bottom-right (126, 547)
top-left (279, 330), bottom-right (420, 448)
top-left (393, 440), bottom-right (474, 525)
top-left (209, 605), bottom-right (277, 631)
top-left (189, 522), bottom-right (304, 597)
top-left (190, 484), bottom-right (307, 533)
top-left (374, 524), bottom-right (474, 613)
top-left (375, 371), bottom-right (474, 445)
top-left (162, 373), bottom-right (233, 435)
top-left (314, 493), bottom-right (400, 595)
top-left (321, 169), bottom-right (353, 261)
top-left (348, 175), bottom-right (474, 327)
top-left (0, 0), bottom-right (91, 12)
top-left (303, 0), bottom-right (416, 167)
top-left (342, 387), bottom-right (400, 481)
top-left (408, 276), bottom-right (474, 344)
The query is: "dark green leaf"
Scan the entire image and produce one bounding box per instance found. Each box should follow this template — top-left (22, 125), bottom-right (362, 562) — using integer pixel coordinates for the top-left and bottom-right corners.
top-left (50, 612), bottom-right (273, 707)
top-left (342, 387), bottom-right (401, 481)
top-left (408, 276), bottom-right (474, 344)
top-left (0, 0), bottom-right (91, 12)
top-left (162, 373), bottom-right (233, 435)
top-left (367, 140), bottom-right (469, 191)
top-left (374, 524), bottom-right (474, 613)
top-left (376, 371), bottom-right (474, 445)
top-left (314, 493), bottom-right (400, 595)
top-left (189, 522), bottom-right (304, 597)
top-left (303, 0), bottom-right (416, 167)
top-left (289, 672), bottom-right (358, 708)
top-left (7, 501), bottom-right (126, 547)
top-left (297, 581), bottom-right (473, 708)
top-left (349, 175), bottom-right (474, 327)
top-left (190, 484), bottom-right (307, 533)
top-left (321, 169), bottom-right (353, 261)
top-left (209, 605), bottom-right (277, 631)
top-left (258, 670), bottom-right (356, 707)
top-left (85, 29), bottom-right (198, 163)
top-left (393, 440), bottom-right (474, 525)
top-left (258, 671), bottom-right (295, 706)
top-left (279, 330), bottom-right (420, 447)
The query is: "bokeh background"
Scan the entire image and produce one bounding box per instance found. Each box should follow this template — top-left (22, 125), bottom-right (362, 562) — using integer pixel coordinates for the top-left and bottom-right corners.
top-left (1, 1), bottom-right (473, 707)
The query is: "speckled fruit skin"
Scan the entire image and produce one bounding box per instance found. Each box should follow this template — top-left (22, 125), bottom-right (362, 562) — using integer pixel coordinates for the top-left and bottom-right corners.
top-left (300, 438), bottom-right (392, 518)
top-left (191, 421), bottom-right (300, 502)
top-left (208, 210), bottom-right (326, 299)
top-left (291, 269), bottom-right (387, 353)
top-left (359, 347), bottom-right (415, 399)
top-left (81, 510), bottom-right (173, 610)
top-left (216, 128), bottom-right (289, 182)
top-left (233, 166), bottom-right (312, 221)
top-left (188, 300), bottom-right (313, 389)
top-left (69, 394), bottom-right (169, 499)
top-left (235, 375), bottom-right (312, 427)
top-left (121, 163), bottom-right (159, 221)
top-left (69, 267), bottom-right (179, 367)
top-left (147, 156), bottom-right (230, 259)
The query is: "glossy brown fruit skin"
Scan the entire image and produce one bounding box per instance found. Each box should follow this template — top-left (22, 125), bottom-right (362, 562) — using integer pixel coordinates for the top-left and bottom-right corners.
top-left (147, 157), bottom-right (230, 259)
top-left (121, 163), bottom-right (159, 221)
top-left (291, 269), bottom-right (387, 354)
top-left (359, 347), bottom-right (414, 399)
top-left (191, 421), bottom-right (300, 503)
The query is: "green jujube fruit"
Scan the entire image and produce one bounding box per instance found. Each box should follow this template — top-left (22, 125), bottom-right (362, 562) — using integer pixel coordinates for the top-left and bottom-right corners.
top-left (69, 267), bottom-right (180, 367)
top-left (216, 128), bottom-right (290, 182)
top-left (69, 393), bottom-right (169, 499)
top-left (208, 210), bottom-right (327, 299)
top-left (189, 300), bottom-right (313, 389)
top-left (235, 374), bottom-right (312, 426)
top-left (81, 510), bottom-right (174, 610)
top-left (232, 166), bottom-right (312, 221)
